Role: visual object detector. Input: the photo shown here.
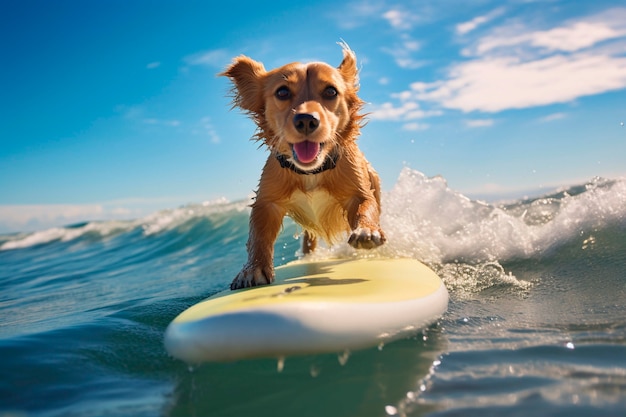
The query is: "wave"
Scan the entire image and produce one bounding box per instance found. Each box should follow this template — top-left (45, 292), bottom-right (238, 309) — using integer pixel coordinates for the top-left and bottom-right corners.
top-left (0, 199), bottom-right (251, 251)
top-left (381, 169), bottom-right (626, 264)
top-left (3, 169), bottom-right (624, 257)
top-left (2, 169), bottom-right (625, 287)
top-left (301, 169), bottom-right (626, 296)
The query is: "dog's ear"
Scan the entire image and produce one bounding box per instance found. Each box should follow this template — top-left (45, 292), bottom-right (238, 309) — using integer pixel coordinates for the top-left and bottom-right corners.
top-left (220, 56), bottom-right (266, 114)
top-left (337, 43), bottom-right (359, 89)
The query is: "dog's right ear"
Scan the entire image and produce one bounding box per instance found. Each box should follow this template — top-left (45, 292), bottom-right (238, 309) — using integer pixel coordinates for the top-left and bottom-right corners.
top-left (337, 41), bottom-right (359, 90)
top-left (220, 56), bottom-right (266, 114)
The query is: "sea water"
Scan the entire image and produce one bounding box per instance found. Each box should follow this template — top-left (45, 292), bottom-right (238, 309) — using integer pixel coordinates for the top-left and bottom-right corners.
top-left (1, 168), bottom-right (625, 417)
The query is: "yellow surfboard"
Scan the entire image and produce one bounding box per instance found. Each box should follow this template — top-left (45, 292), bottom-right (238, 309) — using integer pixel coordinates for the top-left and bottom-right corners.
top-left (164, 258), bottom-right (448, 363)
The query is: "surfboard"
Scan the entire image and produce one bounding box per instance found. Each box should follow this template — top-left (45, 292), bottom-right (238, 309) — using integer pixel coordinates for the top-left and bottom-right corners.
top-left (164, 258), bottom-right (448, 363)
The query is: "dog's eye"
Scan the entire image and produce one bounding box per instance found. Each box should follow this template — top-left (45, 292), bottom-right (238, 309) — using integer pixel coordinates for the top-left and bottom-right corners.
top-left (322, 86), bottom-right (338, 99)
top-left (275, 86), bottom-right (291, 100)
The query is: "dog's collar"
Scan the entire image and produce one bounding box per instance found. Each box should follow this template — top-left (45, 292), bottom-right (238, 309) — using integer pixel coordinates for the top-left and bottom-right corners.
top-left (275, 149), bottom-right (340, 175)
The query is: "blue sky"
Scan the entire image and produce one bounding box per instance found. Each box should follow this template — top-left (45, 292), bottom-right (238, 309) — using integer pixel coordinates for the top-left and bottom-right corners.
top-left (1, 0), bottom-right (625, 233)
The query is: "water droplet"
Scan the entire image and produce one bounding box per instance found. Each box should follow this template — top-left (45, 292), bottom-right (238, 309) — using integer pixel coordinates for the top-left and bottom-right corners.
top-left (378, 342), bottom-right (385, 351)
top-left (582, 235), bottom-right (596, 250)
top-left (565, 342), bottom-right (575, 350)
top-left (310, 364), bottom-right (320, 378)
top-left (187, 365), bottom-right (195, 373)
top-left (338, 350), bottom-right (350, 366)
top-left (277, 356), bottom-right (285, 372)
top-left (385, 405), bottom-right (398, 415)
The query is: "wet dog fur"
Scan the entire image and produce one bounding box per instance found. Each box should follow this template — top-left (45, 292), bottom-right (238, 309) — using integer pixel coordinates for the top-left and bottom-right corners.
top-left (221, 43), bottom-right (385, 290)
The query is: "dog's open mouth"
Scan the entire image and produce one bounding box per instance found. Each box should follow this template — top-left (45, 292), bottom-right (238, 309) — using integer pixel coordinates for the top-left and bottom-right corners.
top-left (292, 141), bottom-right (322, 165)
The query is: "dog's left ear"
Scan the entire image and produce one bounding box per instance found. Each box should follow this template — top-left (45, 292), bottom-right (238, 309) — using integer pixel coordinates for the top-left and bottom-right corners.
top-left (220, 56), bottom-right (266, 115)
top-left (337, 43), bottom-right (359, 89)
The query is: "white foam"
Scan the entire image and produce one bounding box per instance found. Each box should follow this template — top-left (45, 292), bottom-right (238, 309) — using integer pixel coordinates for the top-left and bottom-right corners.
top-left (380, 168), bottom-right (626, 264)
top-left (0, 221), bottom-right (135, 251)
top-left (0, 198), bottom-right (249, 251)
top-left (140, 198), bottom-right (249, 235)
top-left (3, 169), bottom-right (624, 277)
top-left (305, 168), bottom-right (626, 296)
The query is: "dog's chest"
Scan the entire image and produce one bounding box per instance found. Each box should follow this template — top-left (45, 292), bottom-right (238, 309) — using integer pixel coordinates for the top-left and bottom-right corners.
top-left (287, 188), bottom-right (345, 232)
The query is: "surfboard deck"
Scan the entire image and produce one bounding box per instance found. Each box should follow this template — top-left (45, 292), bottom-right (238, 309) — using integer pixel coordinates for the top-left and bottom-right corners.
top-left (164, 258), bottom-right (448, 363)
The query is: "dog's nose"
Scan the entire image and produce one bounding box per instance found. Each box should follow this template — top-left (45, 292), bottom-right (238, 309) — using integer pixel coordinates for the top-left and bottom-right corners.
top-left (293, 113), bottom-right (320, 135)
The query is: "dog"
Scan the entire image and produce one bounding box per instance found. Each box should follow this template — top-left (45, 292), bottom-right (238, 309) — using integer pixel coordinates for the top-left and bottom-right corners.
top-left (221, 43), bottom-right (386, 290)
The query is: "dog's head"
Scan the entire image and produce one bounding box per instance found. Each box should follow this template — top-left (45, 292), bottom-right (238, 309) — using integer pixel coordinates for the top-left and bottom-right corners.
top-left (221, 43), bottom-right (364, 173)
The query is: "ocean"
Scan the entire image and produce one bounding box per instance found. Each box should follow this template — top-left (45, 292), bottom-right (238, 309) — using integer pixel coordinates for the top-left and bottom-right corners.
top-left (1, 167), bottom-right (625, 417)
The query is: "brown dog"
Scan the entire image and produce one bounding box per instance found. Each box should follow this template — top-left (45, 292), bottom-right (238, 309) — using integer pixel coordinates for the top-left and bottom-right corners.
top-left (221, 43), bottom-right (385, 290)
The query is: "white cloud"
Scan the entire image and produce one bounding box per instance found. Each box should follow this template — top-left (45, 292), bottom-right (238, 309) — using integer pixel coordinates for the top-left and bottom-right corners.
top-left (394, 57), bottom-right (425, 69)
top-left (403, 122), bottom-right (430, 131)
top-left (456, 18), bottom-right (486, 37)
top-left (383, 9), bottom-right (420, 30)
top-left (465, 119), bottom-right (495, 128)
top-left (146, 61), bottom-right (161, 69)
top-left (117, 104), bottom-right (144, 120)
top-left (367, 101), bottom-right (442, 121)
top-left (329, 1), bottom-right (385, 29)
top-left (119, 106), bottom-right (218, 142)
top-left (414, 53), bottom-right (626, 112)
top-left (539, 112), bottom-right (567, 122)
top-left (532, 21), bottom-right (624, 52)
top-left (473, 20), bottom-right (626, 55)
top-left (368, 102), bottom-right (415, 120)
top-left (184, 48), bottom-right (229, 68)
top-left (118, 106), bottom-right (183, 129)
top-left (143, 118), bottom-right (181, 127)
top-left (378, 8), bottom-right (626, 115)
top-left (193, 117), bottom-right (221, 144)
top-left (456, 7), bottom-right (506, 35)
top-left (382, 9), bottom-right (404, 29)
top-left (381, 34), bottom-right (424, 69)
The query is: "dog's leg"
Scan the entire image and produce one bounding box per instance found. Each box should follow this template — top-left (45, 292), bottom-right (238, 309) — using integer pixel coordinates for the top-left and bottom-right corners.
top-left (347, 197), bottom-right (386, 249)
top-left (347, 167), bottom-right (386, 249)
top-left (231, 200), bottom-right (286, 290)
top-left (302, 230), bottom-right (317, 254)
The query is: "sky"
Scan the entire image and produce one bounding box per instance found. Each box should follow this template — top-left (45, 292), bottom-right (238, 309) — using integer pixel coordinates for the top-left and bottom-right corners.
top-left (1, 0), bottom-right (625, 233)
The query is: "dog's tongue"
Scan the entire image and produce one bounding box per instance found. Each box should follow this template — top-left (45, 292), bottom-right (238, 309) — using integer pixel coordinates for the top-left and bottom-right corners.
top-left (293, 141), bottom-right (320, 164)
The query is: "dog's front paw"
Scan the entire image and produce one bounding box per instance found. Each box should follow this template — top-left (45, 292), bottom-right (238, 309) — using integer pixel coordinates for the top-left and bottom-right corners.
top-left (348, 227), bottom-right (386, 250)
top-left (230, 264), bottom-right (274, 290)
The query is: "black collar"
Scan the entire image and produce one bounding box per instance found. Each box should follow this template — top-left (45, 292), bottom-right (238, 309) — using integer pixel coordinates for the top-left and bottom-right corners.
top-left (275, 149), bottom-right (340, 175)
